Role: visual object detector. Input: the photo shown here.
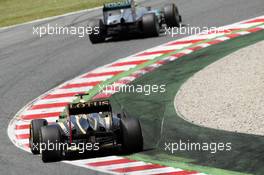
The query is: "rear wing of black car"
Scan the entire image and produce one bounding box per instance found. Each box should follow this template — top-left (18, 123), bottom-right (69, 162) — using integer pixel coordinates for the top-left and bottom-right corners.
top-left (68, 100), bottom-right (112, 115)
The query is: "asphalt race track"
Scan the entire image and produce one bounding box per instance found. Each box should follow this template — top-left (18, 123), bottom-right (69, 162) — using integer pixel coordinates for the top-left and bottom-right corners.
top-left (1, 0), bottom-right (264, 174)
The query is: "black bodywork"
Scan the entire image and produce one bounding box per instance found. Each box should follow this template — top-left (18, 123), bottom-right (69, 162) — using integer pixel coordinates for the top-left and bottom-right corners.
top-left (29, 96), bottom-right (143, 162)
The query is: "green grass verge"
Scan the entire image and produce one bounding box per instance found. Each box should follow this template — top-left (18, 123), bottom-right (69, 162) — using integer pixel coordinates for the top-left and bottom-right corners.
top-left (0, 0), bottom-right (115, 27)
top-left (109, 30), bottom-right (264, 175)
top-left (128, 154), bottom-right (247, 175)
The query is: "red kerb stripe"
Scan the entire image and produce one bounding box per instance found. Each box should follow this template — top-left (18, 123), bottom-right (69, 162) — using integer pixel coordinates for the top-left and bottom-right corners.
top-left (16, 134), bottom-right (29, 139)
top-left (87, 158), bottom-right (136, 167)
top-left (247, 27), bottom-right (263, 33)
top-left (112, 164), bottom-right (164, 173)
top-left (167, 39), bottom-right (204, 46)
top-left (16, 124), bottom-right (30, 130)
top-left (244, 18), bottom-right (264, 23)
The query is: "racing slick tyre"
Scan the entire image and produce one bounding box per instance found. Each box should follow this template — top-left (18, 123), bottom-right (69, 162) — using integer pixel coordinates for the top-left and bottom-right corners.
top-left (120, 115), bottom-right (143, 153)
top-left (29, 119), bottom-right (48, 154)
top-left (40, 125), bottom-right (63, 162)
top-left (164, 4), bottom-right (181, 27)
top-left (89, 19), bottom-right (106, 44)
top-left (142, 13), bottom-right (160, 37)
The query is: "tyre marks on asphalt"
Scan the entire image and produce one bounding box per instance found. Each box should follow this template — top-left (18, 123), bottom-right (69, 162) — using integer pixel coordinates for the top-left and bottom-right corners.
top-left (8, 15), bottom-right (264, 175)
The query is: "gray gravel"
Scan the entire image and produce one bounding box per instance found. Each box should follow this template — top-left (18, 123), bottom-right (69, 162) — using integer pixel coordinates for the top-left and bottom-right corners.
top-left (175, 40), bottom-right (264, 136)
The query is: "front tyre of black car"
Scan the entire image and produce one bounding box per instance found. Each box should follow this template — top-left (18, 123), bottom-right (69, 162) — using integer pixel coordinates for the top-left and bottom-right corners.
top-left (29, 119), bottom-right (48, 154)
top-left (41, 125), bottom-right (63, 162)
top-left (89, 19), bottom-right (106, 44)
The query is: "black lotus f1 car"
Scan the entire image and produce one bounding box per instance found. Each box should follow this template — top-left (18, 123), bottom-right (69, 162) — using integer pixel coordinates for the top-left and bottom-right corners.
top-left (89, 0), bottom-right (182, 43)
top-left (29, 94), bottom-right (143, 162)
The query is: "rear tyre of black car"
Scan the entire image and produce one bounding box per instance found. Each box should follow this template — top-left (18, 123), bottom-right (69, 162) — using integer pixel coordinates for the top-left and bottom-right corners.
top-left (41, 125), bottom-right (63, 162)
top-left (164, 4), bottom-right (181, 27)
top-left (142, 13), bottom-right (160, 37)
top-left (89, 19), bottom-right (106, 44)
top-left (120, 115), bottom-right (143, 153)
top-left (29, 119), bottom-right (48, 154)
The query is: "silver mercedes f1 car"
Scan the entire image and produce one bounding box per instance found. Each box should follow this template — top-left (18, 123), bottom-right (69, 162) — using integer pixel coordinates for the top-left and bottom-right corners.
top-left (89, 0), bottom-right (182, 43)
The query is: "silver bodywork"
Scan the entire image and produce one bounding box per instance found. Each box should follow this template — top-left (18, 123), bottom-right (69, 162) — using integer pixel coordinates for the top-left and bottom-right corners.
top-left (104, 7), bottom-right (150, 25)
top-left (102, 3), bottom-right (163, 35)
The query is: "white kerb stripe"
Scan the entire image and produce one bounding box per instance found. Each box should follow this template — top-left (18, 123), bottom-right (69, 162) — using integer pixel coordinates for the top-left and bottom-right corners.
top-left (91, 65), bottom-right (136, 74)
top-left (16, 120), bottom-right (30, 126)
top-left (179, 49), bottom-right (193, 54)
top-left (118, 55), bottom-right (157, 63)
top-left (119, 76), bottom-right (136, 82)
top-left (67, 156), bottom-right (123, 164)
top-left (22, 107), bottom-right (65, 115)
top-left (50, 86), bottom-right (93, 94)
top-left (237, 31), bottom-right (251, 35)
top-left (196, 43), bottom-right (211, 48)
top-left (34, 97), bottom-right (76, 105)
top-left (125, 167), bottom-right (183, 175)
top-left (154, 43), bottom-right (192, 51)
top-left (217, 36), bottom-right (230, 41)
top-left (17, 139), bottom-right (29, 144)
top-left (99, 161), bottom-right (147, 170)
top-left (229, 22), bottom-right (263, 29)
top-left (188, 33), bottom-right (224, 40)
top-left (70, 75), bottom-right (113, 84)
top-left (15, 129), bottom-right (29, 135)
